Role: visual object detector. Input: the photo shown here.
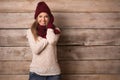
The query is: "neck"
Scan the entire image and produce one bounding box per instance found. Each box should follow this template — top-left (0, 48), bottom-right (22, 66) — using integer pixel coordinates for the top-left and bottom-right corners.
top-left (37, 24), bottom-right (47, 38)
top-left (38, 24), bottom-right (46, 29)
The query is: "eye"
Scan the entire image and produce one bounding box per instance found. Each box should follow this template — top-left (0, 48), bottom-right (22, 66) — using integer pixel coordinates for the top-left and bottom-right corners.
top-left (38, 15), bottom-right (42, 18)
top-left (45, 15), bottom-right (49, 18)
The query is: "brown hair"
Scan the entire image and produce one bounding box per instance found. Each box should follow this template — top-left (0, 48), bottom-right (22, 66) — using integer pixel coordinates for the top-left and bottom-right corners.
top-left (31, 20), bottom-right (39, 41)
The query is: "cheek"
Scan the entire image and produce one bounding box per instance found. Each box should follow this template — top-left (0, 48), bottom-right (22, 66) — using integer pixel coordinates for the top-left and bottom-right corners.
top-left (46, 18), bottom-right (49, 24)
top-left (36, 18), bottom-right (41, 23)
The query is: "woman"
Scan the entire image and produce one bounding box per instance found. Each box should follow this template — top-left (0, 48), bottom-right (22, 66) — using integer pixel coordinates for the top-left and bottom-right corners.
top-left (26, 1), bottom-right (61, 80)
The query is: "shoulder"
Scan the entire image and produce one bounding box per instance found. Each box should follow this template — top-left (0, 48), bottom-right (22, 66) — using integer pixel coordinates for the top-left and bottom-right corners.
top-left (26, 28), bottom-right (33, 35)
top-left (26, 28), bottom-right (31, 33)
top-left (26, 28), bottom-right (33, 38)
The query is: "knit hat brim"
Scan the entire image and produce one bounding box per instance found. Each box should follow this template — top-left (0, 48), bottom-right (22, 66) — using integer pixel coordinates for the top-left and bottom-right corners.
top-left (34, 1), bottom-right (52, 19)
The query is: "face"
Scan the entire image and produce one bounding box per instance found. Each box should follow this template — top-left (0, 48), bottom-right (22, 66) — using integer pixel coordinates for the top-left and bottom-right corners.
top-left (37, 12), bottom-right (49, 26)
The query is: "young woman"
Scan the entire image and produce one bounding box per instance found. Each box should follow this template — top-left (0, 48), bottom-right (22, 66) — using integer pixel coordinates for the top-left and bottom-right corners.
top-left (26, 1), bottom-right (61, 80)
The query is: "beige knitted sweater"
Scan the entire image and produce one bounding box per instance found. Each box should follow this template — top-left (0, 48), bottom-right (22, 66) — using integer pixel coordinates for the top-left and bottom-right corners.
top-left (26, 28), bottom-right (61, 75)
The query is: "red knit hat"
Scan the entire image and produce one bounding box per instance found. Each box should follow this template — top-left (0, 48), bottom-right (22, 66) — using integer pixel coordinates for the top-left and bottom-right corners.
top-left (34, 1), bottom-right (52, 19)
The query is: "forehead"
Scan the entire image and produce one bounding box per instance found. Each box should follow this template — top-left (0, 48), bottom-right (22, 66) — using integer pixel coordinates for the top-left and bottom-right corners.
top-left (38, 12), bottom-right (49, 16)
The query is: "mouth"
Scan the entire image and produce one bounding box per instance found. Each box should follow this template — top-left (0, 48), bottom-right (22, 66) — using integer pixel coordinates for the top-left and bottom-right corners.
top-left (39, 22), bottom-right (46, 24)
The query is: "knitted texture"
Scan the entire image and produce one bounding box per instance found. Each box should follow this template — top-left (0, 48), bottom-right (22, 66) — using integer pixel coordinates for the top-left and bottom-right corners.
top-left (34, 1), bottom-right (60, 34)
top-left (26, 28), bottom-right (61, 75)
top-left (34, 1), bottom-right (52, 19)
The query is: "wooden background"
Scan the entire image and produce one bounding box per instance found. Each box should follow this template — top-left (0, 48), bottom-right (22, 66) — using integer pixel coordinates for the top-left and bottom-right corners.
top-left (0, 0), bottom-right (120, 80)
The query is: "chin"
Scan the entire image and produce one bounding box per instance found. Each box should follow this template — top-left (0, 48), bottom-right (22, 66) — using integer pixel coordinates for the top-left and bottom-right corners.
top-left (39, 24), bottom-right (46, 26)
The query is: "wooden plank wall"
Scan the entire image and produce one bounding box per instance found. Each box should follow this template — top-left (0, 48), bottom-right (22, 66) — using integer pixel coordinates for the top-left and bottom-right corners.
top-left (0, 0), bottom-right (120, 80)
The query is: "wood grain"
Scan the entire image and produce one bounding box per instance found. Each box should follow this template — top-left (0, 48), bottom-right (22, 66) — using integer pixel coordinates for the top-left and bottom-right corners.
top-left (0, 61), bottom-right (120, 74)
top-left (0, 13), bottom-right (119, 28)
top-left (0, 75), bottom-right (28, 80)
top-left (0, 0), bottom-right (120, 12)
top-left (58, 46), bottom-right (120, 60)
top-left (0, 0), bottom-right (120, 80)
top-left (0, 46), bottom-right (120, 60)
top-left (0, 74), bottom-right (120, 80)
top-left (0, 29), bottom-right (120, 46)
top-left (0, 47), bottom-right (32, 60)
top-left (60, 60), bottom-right (120, 74)
top-left (61, 74), bottom-right (120, 80)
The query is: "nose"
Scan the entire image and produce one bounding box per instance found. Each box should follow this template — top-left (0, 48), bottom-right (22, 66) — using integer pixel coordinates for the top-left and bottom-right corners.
top-left (41, 17), bottom-right (45, 21)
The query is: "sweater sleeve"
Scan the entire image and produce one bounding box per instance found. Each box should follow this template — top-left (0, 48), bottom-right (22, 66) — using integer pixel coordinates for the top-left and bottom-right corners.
top-left (46, 28), bottom-right (60, 45)
top-left (26, 29), bottom-right (48, 55)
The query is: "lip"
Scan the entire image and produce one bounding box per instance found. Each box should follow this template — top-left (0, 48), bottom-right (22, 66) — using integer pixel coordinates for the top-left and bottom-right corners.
top-left (39, 22), bottom-right (45, 23)
top-left (41, 23), bottom-right (46, 24)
